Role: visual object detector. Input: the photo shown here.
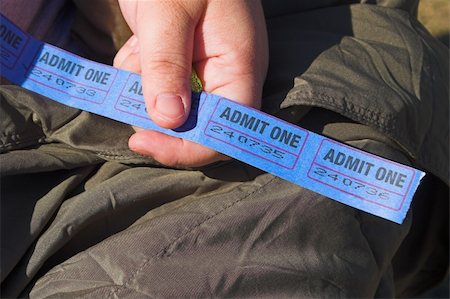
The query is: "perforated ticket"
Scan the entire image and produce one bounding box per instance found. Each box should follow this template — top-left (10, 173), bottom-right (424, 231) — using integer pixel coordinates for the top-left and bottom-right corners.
top-left (0, 13), bottom-right (425, 223)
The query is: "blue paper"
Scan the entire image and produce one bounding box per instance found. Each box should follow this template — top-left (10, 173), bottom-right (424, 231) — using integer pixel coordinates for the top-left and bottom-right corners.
top-left (0, 13), bottom-right (425, 223)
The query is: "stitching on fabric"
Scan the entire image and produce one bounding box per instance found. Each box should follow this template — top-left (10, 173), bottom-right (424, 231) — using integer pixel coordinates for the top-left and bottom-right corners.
top-left (294, 89), bottom-right (396, 124)
top-left (108, 176), bottom-right (277, 298)
top-left (286, 89), bottom-right (426, 157)
top-left (97, 153), bottom-right (140, 160)
top-left (314, 91), bottom-right (419, 157)
top-left (96, 150), bottom-right (145, 160)
top-left (286, 89), bottom-right (424, 167)
top-left (292, 89), bottom-right (397, 130)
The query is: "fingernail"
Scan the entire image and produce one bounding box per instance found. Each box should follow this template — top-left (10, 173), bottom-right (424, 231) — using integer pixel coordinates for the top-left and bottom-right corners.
top-left (155, 93), bottom-right (185, 120)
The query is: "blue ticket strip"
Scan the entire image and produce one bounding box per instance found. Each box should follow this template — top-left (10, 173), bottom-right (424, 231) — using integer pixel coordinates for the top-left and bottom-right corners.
top-left (0, 13), bottom-right (425, 223)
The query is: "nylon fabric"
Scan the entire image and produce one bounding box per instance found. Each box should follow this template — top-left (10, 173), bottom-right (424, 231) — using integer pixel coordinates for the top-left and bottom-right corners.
top-left (0, 0), bottom-right (448, 297)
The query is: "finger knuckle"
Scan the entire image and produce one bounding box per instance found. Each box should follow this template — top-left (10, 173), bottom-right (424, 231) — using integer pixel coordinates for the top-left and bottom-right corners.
top-left (143, 53), bottom-right (190, 80)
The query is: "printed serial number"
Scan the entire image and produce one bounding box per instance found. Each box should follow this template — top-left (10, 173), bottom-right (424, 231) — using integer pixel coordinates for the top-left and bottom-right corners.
top-left (312, 165), bottom-right (390, 200)
top-left (118, 98), bottom-right (145, 111)
top-left (308, 164), bottom-right (407, 210)
top-left (115, 97), bottom-right (148, 119)
top-left (209, 124), bottom-right (286, 160)
top-left (29, 68), bottom-right (106, 104)
top-left (205, 122), bottom-right (301, 169)
top-left (31, 69), bottom-right (96, 96)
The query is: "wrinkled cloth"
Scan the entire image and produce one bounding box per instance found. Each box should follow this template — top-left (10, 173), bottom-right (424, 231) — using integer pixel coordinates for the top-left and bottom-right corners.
top-left (0, 0), bottom-right (448, 298)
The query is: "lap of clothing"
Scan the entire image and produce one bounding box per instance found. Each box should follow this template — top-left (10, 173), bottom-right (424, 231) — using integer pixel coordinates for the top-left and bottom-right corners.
top-left (1, 1), bottom-right (448, 298)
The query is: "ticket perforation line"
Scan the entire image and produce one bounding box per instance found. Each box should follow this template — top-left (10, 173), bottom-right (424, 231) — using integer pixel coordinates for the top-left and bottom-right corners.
top-left (0, 13), bottom-right (426, 224)
top-left (210, 98), bottom-right (310, 154)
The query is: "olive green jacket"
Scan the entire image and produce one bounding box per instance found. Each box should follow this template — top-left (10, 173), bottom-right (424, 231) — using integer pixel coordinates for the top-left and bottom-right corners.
top-left (1, 0), bottom-right (448, 298)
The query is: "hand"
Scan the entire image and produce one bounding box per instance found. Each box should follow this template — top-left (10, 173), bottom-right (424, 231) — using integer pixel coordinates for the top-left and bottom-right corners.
top-left (114, 0), bottom-right (268, 167)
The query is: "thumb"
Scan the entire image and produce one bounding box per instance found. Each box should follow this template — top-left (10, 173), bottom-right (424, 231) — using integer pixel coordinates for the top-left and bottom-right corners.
top-left (135, 1), bottom-right (200, 129)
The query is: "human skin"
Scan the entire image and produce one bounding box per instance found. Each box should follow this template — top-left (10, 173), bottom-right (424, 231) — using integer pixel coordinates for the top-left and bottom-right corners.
top-left (114, 0), bottom-right (268, 167)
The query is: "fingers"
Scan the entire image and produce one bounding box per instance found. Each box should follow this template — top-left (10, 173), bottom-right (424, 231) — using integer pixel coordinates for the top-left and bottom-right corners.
top-left (113, 35), bottom-right (140, 72)
top-left (115, 35), bottom-right (227, 167)
top-left (129, 130), bottom-right (228, 167)
top-left (115, 0), bottom-right (269, 168)
top-left (193, 0), bottom-right (268, 108)
top-left (132, 1), bottom-right (204, 129)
